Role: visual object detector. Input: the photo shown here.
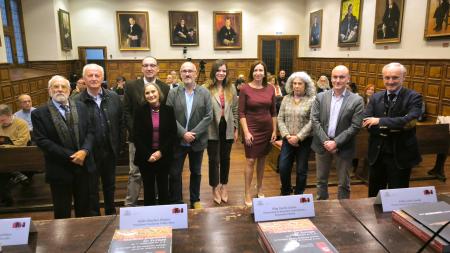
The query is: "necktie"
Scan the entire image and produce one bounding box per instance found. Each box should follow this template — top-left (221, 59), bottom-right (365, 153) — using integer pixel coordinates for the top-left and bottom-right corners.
top-left (388, 93), bottom-right (396, 115)
top-left (61, 104), bottom-right (72, 126)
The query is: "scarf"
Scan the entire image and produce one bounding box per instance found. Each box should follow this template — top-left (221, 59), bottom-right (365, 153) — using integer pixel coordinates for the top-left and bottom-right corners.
top-left (48, 99), bottom-right (80, 150)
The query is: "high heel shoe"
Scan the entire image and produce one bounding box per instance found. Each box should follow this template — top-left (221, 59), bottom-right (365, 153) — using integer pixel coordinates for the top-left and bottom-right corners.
top-left (220, 184), bottom-right (228, 203)
top-left (244, 193), bottom-right (253, 207)
top-left (213, 187), bottom-right (221, 205)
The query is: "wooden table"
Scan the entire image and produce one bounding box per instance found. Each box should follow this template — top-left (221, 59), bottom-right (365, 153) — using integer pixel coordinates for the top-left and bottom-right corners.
top-left (5, 197), bottom-right (445, 253)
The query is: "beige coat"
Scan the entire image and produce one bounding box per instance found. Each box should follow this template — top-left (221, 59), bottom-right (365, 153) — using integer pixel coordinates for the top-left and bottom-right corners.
top-left (207, 86), bottom-right (239, 140)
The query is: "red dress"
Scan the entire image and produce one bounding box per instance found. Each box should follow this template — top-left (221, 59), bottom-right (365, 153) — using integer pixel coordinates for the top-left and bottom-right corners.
top-left (239, 84), bottom-right (276, 158)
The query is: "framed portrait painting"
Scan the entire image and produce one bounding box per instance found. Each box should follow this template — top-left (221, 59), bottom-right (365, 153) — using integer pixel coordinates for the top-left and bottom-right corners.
top-left (338, 0), bottom-right (363, 47)
top-left (58, 9), bottom-right (72, 51)
top-left (213, 11), bottom-right (242, 50)
top-left (116, 11), bottom-right (150, 51)
top-left (309, 9), bottom-right (323, 48)
top-left (373, 0), bottom-right (404, 44)
top-left (169, 11), bottom-right (199, 46)
top-left (424, 0), bottom-right (450, 39)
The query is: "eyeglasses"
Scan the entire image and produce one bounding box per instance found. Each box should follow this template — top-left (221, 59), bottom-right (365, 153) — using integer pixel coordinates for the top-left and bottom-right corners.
top-left (181, 69), bottom-right (196, 74)
top-left (142, 64), bottom-right (157, 68)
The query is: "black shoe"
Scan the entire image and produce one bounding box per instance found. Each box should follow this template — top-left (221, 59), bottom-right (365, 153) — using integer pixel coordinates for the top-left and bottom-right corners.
top-left (9, 172), bottom-right (29, 185)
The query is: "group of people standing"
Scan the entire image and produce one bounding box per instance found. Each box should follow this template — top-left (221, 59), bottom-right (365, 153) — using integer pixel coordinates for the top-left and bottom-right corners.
top-left (28, 57), bottom-right (422, 218)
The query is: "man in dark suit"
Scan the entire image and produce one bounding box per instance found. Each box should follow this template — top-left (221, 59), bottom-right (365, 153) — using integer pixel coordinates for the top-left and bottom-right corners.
top-left (126, 17), bottom-right (143, 47)
top-left (311, 65), bottom-right (364, 200)
top-left (74, 63), bottom-right (124, 215)
top-left (31, 75), bottom-right (95, 219)
top-left (363, 62), bottom-right (422, 197)
top-left (166, 61), bottom-right (212, 209)
top-left (123, 56), bottom-right (170, 206)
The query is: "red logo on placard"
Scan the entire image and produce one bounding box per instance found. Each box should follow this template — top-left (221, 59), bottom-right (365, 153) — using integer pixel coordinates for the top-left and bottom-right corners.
top-left (300, 197), bottom-right (311, 203)
top-left (424, 189), bottom-right (434, 195)
top-left (12, 222), bottom-right (25, 228)
top-left (172, 207), bottom-right (184, 214)
top-left (315, 242), bottom-right (332, 252)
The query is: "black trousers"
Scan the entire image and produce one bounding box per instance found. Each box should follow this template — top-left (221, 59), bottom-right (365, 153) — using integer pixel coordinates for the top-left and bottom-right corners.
top-left (139, 157), bottom-right (169, 206)
top-left (89, 151), bottom-right (117, 215)
top-left (368, 153), bottom-right (412, 197)
top-left (207, 117), bottom-right (233, 187)
top-left (0, 173), bottom-right (13, 203)
top-left (49, 169), bottom-right (90, 219)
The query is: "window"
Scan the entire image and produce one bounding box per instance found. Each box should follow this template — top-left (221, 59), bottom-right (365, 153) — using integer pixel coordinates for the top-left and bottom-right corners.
top-left (1, 0), bottom-right (26, 64)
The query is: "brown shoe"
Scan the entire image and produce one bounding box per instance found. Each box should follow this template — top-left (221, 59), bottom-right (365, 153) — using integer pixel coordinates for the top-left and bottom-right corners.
top-left (220, 184), bottom-right (228, 203)
top-left (213, 187), bottom-right (221, 205)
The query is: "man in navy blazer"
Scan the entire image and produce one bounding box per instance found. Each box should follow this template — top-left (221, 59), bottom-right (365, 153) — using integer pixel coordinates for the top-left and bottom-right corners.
top-left (32, 75), bottom-right (95, 219)
top-left (363, 62), bottom-right (422, 197)
top-left (166, 61), bottom-right (212, 209)
top-left (311, 65), bottom-right (364, 200)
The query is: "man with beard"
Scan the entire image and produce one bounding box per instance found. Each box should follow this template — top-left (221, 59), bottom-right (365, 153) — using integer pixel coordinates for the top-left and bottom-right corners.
top-left (166, 61), bottom-right (212, 208)
top-left (32, 75), bottom-right (95, 219)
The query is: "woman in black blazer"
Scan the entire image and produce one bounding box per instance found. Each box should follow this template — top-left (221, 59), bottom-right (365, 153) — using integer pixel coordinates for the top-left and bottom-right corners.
top-left (133, 83), bottom-right (177, 205)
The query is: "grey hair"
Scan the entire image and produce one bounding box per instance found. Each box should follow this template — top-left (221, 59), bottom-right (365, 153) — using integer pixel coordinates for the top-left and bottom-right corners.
top-left (48, 75), bottom-right (70, 89)
top-left (0, 104), bottom-right (12, 116)
top-left (142, 56), bottom-right (158, 65)
top-left (284, 71), bottom-right (316, 97)
top-left (382, 62), bottom-right (407, 76)
top-left (316, 75), bottom-right (330, 90)
top-left (82, 63), bottom-right (104, 77)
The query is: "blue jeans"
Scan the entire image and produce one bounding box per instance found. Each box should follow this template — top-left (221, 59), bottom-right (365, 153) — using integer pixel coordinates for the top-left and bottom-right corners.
top-left (279, 137), bottom-right (312, 195)
top-left (169, 145), bottom-right (204, 204)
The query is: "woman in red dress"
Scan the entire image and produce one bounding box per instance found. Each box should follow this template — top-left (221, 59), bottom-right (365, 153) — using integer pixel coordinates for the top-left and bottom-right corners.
top-left (239, 61), bottom-right (277, 206)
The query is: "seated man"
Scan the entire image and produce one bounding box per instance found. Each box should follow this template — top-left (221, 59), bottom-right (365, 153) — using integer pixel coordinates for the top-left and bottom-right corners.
top-left (14, 94), bottom-right (36, 132)
top-left (0, 104), bottom-right (31, 206)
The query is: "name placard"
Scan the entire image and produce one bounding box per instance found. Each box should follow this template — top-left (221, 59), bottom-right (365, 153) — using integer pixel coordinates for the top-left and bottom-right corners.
top-left (120, 204), bottom-right (188, 230)
top-left (374, 186), bottom-right (437, 212)
top-left (0, 218), bottom-right (31, 246)
top-left (253, 194), bottom-right (315, 222)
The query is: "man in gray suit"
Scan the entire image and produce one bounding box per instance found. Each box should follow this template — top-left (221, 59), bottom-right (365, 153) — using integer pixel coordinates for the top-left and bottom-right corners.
top-left (311, 65), bottom-right (364, 200)
top-left (166, 61), bottom-right (212, 209)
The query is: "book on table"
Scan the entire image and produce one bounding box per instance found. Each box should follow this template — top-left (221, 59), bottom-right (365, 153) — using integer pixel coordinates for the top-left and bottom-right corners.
top-left (392, 201), bottom-right (450, 253)
top-left (108, 226), bottom-right (172, 253)
top-left (257, 218), bottom-right (338, 253)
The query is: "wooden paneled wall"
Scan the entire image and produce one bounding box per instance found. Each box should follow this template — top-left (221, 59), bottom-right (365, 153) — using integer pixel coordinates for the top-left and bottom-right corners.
top-left (0, 61), bottom-right (76, 111)
top-left (297, 58), bottom-right (450, 117)
top-left (106, 58), bottom-right (258, 87)
top-left (2, 58), bottom-right (449, 118)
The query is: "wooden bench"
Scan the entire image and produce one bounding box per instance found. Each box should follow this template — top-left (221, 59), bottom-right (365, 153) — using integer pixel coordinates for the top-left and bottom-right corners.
top-left (0, 146), bottom-right (45, 173)
top-left (267, 124), bottom-right (449, 182)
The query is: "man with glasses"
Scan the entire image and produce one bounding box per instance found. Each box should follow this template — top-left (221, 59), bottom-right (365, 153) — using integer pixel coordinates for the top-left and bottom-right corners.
top-left (166, 61), bottom-right (212, 209)
top-left (363, 62), bottom-right (422, 197)
top-left (311, 65), bottom-right (364, 200)
top-left (123, 56), bottom-right (170, 206)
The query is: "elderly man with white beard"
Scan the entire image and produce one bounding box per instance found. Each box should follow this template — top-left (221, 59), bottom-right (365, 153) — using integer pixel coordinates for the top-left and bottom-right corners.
top-left (32, 75), bottom-right (95, 219)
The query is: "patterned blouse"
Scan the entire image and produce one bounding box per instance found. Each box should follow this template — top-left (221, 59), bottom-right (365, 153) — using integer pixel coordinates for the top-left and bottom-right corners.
top-left (277, 94), bottom-right (315, 141)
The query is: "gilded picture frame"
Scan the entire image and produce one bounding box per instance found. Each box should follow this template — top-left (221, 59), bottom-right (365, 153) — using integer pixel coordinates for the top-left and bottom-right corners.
top-left (116, 11), bottom-right (150, 51)
top-left (169, 11), bottom-right (199, 46)
top-left (58, 9), bottom-right (72, 51)
top-left (309, 9), bottom-right (323, 48)
top-left (424, 0), bottom-right (450, 39)
top-left (338, 0), bottom-right (363, 47)
top-left (213, 11), bottom-right (242, 50)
